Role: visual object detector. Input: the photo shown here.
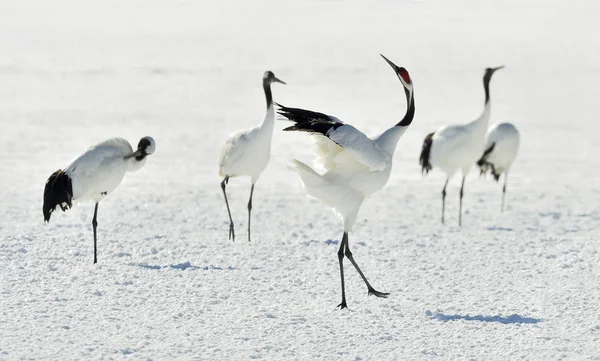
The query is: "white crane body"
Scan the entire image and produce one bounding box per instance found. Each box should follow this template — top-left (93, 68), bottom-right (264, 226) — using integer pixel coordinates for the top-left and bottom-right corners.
top-left (477, 122), bottom-right (520, 211)
top-left (218, 71), bottom-right (286, 242)
top-left (43, 136), bottom-right (155, 264)
top-left (278, 55), bottom-right (414, 308)
top-left (420, 66), bottom-right (503, 225)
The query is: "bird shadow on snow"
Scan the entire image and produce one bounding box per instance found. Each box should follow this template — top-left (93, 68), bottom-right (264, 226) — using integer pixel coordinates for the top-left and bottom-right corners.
top-left (486, 226), bottom-right (513, 231)
top-left (132, 262), bottom-right (234, 271)
top-left (303, 239), bottom-right (367, 247)
top-left (426, 311), bottom-right (542, 325)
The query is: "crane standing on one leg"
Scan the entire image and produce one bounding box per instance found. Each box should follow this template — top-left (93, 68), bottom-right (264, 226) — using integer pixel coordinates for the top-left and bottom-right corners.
top-left (43, 136), bottom-right (156, 264)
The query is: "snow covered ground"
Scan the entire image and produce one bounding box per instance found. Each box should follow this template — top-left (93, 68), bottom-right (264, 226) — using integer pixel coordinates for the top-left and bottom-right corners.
top-left (1, 0), bottom-right (600, 359)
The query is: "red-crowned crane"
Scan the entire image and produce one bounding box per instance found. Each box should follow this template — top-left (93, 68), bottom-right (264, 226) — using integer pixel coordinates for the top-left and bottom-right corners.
top-left (43, 136), bottom-right (156, 264)
top-left (277, 55), bottom-right (414, 309)
top-left (419, 66), bottom-right (503, 226)
top-left (219, 71), bottom-right (286, 242)
top-left (477, 122), bottom-right (520, 212)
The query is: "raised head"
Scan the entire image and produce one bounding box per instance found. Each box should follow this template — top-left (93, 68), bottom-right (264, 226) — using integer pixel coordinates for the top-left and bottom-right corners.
top-left (380, 54), bottom-right (415, 127)
top-left (263, 71), bottom-right (286, 86)
top-left (484, 66), bottom-right (504, 84)
top-left (380, 54), bottom-right (413, 92)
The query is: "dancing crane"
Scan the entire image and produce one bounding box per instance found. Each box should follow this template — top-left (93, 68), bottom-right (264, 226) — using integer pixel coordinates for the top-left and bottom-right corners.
top-left (277, 54), bottom-right (414, 309)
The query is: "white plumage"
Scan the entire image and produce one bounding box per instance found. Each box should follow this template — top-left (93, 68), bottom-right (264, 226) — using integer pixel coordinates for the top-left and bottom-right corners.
top-left (66, 138), bottom-right (151, 202)
top-left (43, 136), bottom-right (156, 264)
top-left (420, 66), bottom-right (503, 226)
top-left (325, 124), bottom-right (390, 171)
top-left (477, 122), bottom-right (520, 211)
top-left (277, 54), bottom-right (414, 309)
top-left (218, 70), bottom-right (285, 242)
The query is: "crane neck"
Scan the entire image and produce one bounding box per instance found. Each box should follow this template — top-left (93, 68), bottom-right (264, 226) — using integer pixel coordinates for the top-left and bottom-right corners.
top-left (477, 72), bottom-right (494, 127)
top-left (375, 86), bottom-right (415, 155)
top-left (466, 95), bottom-right (491, 135)
top-left (260, 81), bottom-right (276, 132)
top-left (127, 156), bottom-right (147, 172)
top-left (466, 71), bottom-right (495, 131)
top-left (263, 80), bottom-right (273, 109)
top-left (483, 74), bottom-right (492, 105)
top-left (396, 87), bottom-right (414, 127)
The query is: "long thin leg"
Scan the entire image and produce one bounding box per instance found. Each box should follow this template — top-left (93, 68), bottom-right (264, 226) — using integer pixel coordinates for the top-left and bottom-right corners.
top-left (92, 202), bottom-right (99, 264)
top-left (337, 232), bottom-right (348, 309)
top-left (220, 176), bottom-right (235, 241)
top-left (441, 178), bottom-right (449, 224)
top-left (247, 184), bottom-right (254, 242)
top-left (344, 233), bottom-right (389, 298)
top-left (501, 171), bottom-right (508, 213)
top-left (459, 176), bottom-right (465, 227)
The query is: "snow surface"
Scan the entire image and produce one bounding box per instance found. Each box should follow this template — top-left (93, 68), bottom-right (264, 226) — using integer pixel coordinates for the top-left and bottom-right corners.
top-left (1, 0), bottom-right (600, 359)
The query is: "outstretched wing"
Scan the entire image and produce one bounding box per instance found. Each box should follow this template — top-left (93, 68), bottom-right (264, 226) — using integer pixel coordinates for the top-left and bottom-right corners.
top-left (277, 103), bottom-right (388, 171)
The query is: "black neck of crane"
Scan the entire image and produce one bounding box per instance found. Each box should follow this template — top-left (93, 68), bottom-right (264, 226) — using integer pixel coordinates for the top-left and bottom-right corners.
top-left (263, 80), bottom-right (272, 109)
top-left (396, 87), bottom-right (415, 127)
top-left (483, 72), bottom-right (493, 104)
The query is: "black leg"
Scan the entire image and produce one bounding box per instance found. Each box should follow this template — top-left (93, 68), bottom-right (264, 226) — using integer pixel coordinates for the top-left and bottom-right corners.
top-left (459, 176), bottom-right (465, 227)
top-left (337, 232), bottom-right (348, 309)
top-left (92, 202), bottom-right (98, 264)
top-left (247, 184), bottom-right (254, 242)
top-left (221, 176), bottom-right (235, 241)
top-left (344, 233), bottom-right (389, 299)
top-left (502, 171), bottom-right (508, 213)
top-left (441, 178), bottom-right (449, 224)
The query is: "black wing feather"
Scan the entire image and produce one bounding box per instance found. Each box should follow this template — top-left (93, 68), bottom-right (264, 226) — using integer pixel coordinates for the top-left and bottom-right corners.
top-left (276, 102), bottom-right (344, 138)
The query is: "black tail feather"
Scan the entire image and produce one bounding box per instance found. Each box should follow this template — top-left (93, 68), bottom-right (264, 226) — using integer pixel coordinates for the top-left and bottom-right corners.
top-left (476, 143), bottom-right (499, 180)
top-left (419, 132), bottom-right (435, 174)
top-left (477, 143), bottom-right (496, 167)
top-left (43, 169), bottom-right (73, 222)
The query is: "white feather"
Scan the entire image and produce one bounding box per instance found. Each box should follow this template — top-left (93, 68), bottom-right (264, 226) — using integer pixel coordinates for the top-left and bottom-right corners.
top-left (290, 159), bottom-right (365, 231)
top-left (326, 125), bottom-right (390, 172)
top-left (482, 122), bottom-right (520, 175)
top-left (219, 106), bottom-right (274, 183)
top-left (430, 102), bottom-right (491, 176)
top-left (290, 104), bottom-right (412, 232)
top-left (65, 137), bottom-right (150, 203)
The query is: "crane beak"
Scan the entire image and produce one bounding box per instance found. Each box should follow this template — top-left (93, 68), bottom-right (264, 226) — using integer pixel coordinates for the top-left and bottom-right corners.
top-left (381, 54), bottom-right (412, 85)
top-left (124, 149), bottom-right (144, 160)
top-left (492, 65), bottom-right (505, 72)
top-left (380, 54), bottom-right (399, 71)
top-left (273, 76), bottom-right (286, 85)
